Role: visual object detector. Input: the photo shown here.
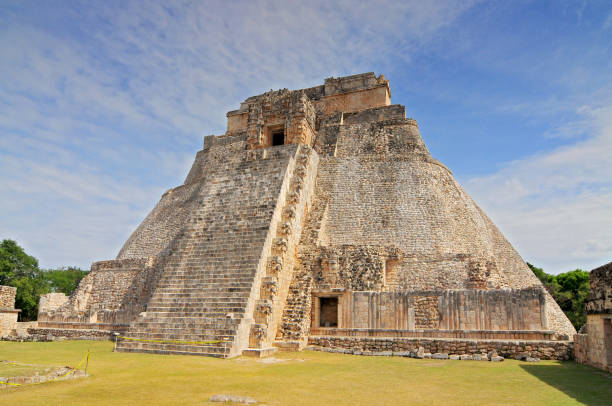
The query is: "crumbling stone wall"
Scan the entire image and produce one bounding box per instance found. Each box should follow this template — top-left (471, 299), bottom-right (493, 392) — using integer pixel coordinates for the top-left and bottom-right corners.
top-left (0, 286), bottom-right (16, 309)
top-left (586, 262), bottom-right (612, 314)
top-left (574, 262), bottom-right (612, 372)
top-left (38, 258), bottom-right (159, 328)
top-left (38, 293), bottom-right (69, 312)
top-left (0, 286), bottom-right (19, 336)
top-left (308, 336), bottom-right (572, 360)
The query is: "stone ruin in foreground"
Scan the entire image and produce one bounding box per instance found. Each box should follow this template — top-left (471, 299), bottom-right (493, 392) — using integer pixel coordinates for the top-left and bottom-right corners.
top-left (35, 73), bottom-right (576, 358)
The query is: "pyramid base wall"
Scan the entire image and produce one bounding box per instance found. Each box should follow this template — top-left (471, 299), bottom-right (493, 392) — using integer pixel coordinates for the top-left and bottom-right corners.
top-left (308, 335), bottom-right (573, 360)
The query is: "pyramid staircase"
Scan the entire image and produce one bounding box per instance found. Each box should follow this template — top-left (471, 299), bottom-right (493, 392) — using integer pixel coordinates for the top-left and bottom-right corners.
top-left (244, 146), bottom-right (318, 356)
top-left (115, 145), bottom-right (318, 357)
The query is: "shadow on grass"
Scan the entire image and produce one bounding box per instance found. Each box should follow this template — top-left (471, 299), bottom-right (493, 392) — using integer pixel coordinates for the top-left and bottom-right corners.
top-left (520, 362), bottom-right (612, 406)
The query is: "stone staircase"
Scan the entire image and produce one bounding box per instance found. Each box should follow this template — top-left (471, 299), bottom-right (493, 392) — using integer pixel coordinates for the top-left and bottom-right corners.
top-left (244, 145), bottom-right (318, 356)
top-left (115, 144), bottom-right (318, 357)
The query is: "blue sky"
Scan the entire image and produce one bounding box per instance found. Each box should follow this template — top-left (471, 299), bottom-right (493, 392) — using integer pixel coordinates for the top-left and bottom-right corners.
top-left (1, 0), bottom-right (611, 273)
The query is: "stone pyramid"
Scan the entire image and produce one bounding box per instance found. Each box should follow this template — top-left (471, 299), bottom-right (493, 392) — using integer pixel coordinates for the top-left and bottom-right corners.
top-left (36, 73), bottom-right (575, 359)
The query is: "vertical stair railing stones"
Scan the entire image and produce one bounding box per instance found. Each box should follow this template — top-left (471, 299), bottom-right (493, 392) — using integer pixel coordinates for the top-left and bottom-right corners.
top-left (247, 146), bottom-right (318, 351)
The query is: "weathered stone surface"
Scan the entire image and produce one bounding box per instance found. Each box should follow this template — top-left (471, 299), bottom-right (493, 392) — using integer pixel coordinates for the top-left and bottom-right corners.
top-left (209, 394), bottom-right (257, 404)
top-left (432, 353), bottom-right (449, 359)
top-left (0, 286), bottom-right (20, 337)
top-left (0, 286), bottom-right (17, 309)
top-left (585, 262), bottom-right (612, 314)
top-left (307, 335), bottom-right (573, 361)
top-left (0, 361), bottom-right (86, 387)
top-left (37, 73), bottom-right (576, 358)
top-left (574, 261), bottom-right (611, 372)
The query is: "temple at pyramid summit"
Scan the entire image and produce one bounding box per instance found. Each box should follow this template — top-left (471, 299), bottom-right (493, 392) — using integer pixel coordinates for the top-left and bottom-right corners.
top-left (34, 73), bottom-right (576, 359)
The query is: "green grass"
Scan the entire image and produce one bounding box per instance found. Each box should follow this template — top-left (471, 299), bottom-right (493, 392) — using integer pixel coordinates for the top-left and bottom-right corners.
top-left (0, 341), bottom-right (610, 405)
top-left (0, 361), bottom-right (56, 378)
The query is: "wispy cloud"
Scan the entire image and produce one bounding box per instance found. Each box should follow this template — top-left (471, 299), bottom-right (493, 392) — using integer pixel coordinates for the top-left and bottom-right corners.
top-left (0, 0), bottom-right (479, 268)
top-left (2, 0), bottom-right (609, 274)
top-left (466, 105), bottom-right (612, 272)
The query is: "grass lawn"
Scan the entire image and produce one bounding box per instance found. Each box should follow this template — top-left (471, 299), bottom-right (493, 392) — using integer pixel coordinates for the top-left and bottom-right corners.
top-left (0, 361), bottom-right (56, 378)
top-left (0, 340), bottom-right (610, 405)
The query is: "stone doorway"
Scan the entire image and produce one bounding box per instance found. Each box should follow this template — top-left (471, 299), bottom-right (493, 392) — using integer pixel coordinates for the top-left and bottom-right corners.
top-left (319, 297), bottom-right (338, 327)
top-left (272, 130), bottom-right (285, 146)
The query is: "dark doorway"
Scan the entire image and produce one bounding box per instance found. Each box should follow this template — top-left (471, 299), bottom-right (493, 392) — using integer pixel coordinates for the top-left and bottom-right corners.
top-left (320, 297), bottom-right (338, 327)
top-left (272, 130), bottom-right (285, 146)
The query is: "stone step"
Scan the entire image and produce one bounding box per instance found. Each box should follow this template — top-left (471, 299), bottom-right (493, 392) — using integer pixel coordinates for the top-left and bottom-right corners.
top-left (160, 270), bottom-right (257, 275)
top-left (115, 347), bottom-right (227, 357)
top-left (126, 327), bottom-right (236, 341)
top-left (156, 282), bottom-right (253, 288)
top-left (147, 300), bottom-right (249, 306)
top-left (115, 341), bottom-right (230, 357)
top-left (146, 301), bottom-right (247, 308)
top-left (160, 269), bottom-right (257, 273)
top-left (156, 277), bottom-right (255, 283)
top-left (148, 296), bottom-right (249, 302)
top-left (153, 288), bottom-right (252, 294)
top-left (142, 310), bottom-right (245, 317)
top-left (135, 315), bottom-right (243, 322)
top-left (144, 309), bottom-right (245, 317)
top-left (151, 289), bottom-right (251, 295)
top-left (130, 321), bottom-right (240, 330)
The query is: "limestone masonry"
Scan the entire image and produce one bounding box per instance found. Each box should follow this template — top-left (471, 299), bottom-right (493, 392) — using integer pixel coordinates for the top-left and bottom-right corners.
top-left (0, 286), bottom-right (19, 336)
top-left (34, 73), bottom-right (576, 358)
top-left (574, 262), bottom-right (612, 371)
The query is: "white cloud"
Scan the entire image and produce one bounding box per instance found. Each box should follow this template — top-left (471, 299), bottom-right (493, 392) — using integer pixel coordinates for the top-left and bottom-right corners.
top-left (466, 105), bottom-right (612, 273)
top-left (0, 1), bottom-right (480, 268)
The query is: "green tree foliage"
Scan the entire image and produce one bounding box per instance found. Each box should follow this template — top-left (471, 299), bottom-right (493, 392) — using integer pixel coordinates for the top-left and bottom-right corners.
top-left (528, 262), bottom-right (590, 330)
top-left (0, 239), bottom-right (39, 284)
top-left (0, 239), bottom-right (88, 321)
top-left (43, 267), bottom-right (88, 295)
top-left (0, 239), bottom-right (46, 320)
top-left (10, 274), bottom-right (50, 321)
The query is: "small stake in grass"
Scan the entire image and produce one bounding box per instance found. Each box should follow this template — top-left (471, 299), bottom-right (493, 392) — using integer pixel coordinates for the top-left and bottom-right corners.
top-left (85, 350), bottom-right (90, 375)
top-left (113, 332), bottom-right (119, 351)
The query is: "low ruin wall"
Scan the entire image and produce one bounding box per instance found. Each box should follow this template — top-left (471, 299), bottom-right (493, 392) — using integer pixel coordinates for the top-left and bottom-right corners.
top-left (574, 262), bottom-right (612, 372)
top-left (308, 335), bottom-right (572, 360)
top-left (0, 286), bottom-right (19, 336)
top-left (38, 258), bottom-right (159, 329)
top-left (0, 286), bottom-right (17, 309)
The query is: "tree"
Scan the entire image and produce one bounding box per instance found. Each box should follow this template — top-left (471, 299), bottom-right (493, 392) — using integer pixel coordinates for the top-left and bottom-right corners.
top-left (11, 275), bottom-right (50, 321)
top-left (528, 262), bottom-right (590, 330)
top-left (43, 267), bottom-right (88, 295)
top-left (0, 239), bottom-right (39, 284)
top-left (556, 269), bottom-right (590, 329)
top-left (0, 239), bottom-right (89, 321)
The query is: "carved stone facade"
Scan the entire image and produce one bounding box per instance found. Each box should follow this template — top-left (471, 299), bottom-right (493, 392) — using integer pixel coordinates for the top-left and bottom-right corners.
top-left (35, 73), bottom-right (575, 359)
